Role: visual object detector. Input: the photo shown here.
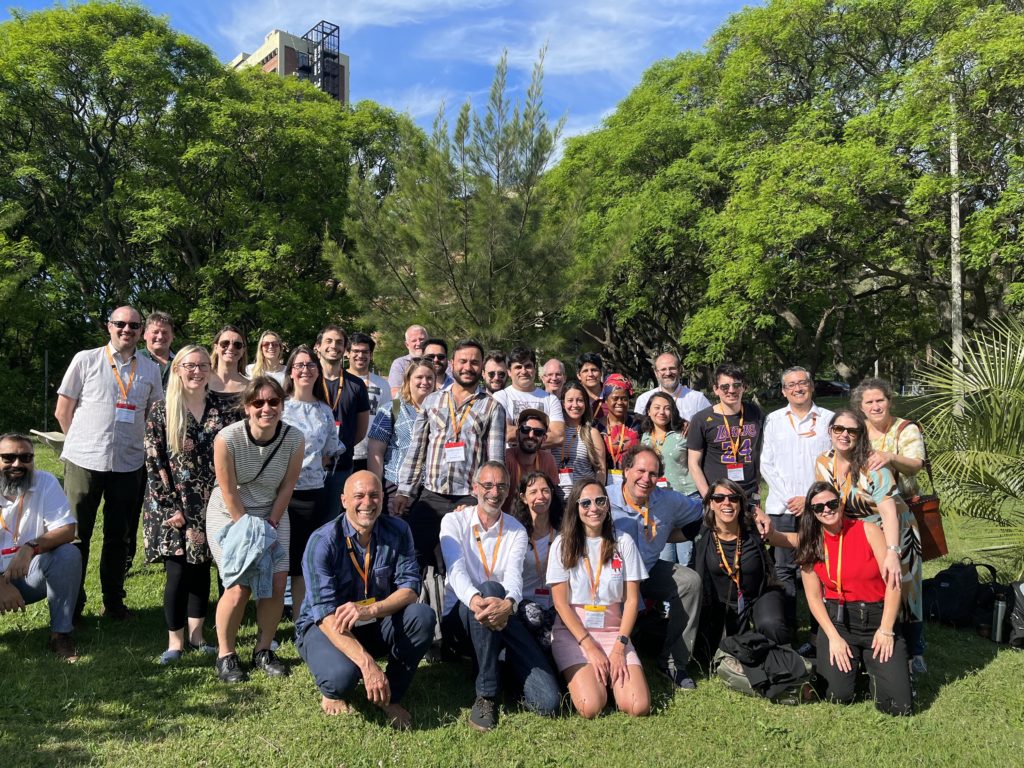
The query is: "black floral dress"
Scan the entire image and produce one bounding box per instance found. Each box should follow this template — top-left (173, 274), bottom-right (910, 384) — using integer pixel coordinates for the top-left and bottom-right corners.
top-left (143, 395), bottom-right (238, 564)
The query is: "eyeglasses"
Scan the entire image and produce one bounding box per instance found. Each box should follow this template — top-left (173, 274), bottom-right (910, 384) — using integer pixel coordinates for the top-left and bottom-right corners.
top-left (219, 340), bottom-right (244, 350)
top-left (250, 397), bottom-right (281, 409)
top-left (109, 320), bottom-right (142, 330)
top-left (710, 493), bottom-right (742, 503)
top-left (179, 362), bottom-right (211, 372)
top-left (476, 482), bottom-right (509, 493)
top-left (578, 496), bottom-right (609, 510)
top-left (261, 341), bottom-right (281, 349)
top-left (810, 499), bottom-right (841, 514)
top-left (424, 353), bottom-right (447, 362)
top-left (291, 362), bottom-right (318, 371)
top-left (0, 452), bottom-right (34, 464)
top-left (349, 348), bottom-right (370, 356)
top-left (830, 424), bottom-right (862, 436)
top-left (519, 426), bottom-right (547, 438)
top-left (717, 382), bottom-right (744, 391)
top-left (485, 371), bottom-right (507, 379)
top-left (783, 380), bottom-right (812, 391)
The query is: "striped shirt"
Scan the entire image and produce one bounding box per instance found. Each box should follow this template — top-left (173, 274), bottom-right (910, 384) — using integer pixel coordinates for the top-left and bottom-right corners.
top-left (397, 389), bottom-right (507, 497)
top-left (367, 399), bottom-right (419, 484)
top-left (550, 424), bottom-right (599, 482)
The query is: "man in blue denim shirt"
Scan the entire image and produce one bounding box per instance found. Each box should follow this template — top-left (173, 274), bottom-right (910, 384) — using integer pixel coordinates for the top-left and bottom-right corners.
top-left (296, 471), bottom-right (435, 728)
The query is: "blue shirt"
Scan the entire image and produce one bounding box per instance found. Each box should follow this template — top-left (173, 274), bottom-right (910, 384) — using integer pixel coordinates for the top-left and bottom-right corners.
top-left (607, 483), bottom-right (703, 571)
top-left (295, 513), bottom-right (421, 638)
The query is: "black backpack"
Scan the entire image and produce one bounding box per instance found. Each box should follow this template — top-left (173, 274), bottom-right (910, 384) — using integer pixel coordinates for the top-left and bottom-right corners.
top-left (1008, 581), bottom-right (1024, 649)
top-left (922, 560), bottom-right (999, 628)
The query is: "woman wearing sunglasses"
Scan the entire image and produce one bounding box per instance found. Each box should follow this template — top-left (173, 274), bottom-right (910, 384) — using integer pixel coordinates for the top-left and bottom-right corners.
top-left (205, 376), bottom-right (304, 683)
top-left (795, 481), bottom-right (912, 715)
top-left (282, 345), bottom-right (342, 613)
top-left (814, 409), bottom-right (921, 644)
top-left (246, 330), bottom-right (287, 385)
top-left (546, 480), bottom-right (650, 718)
top-left (692, 479), bottom-right (792, 664)
top-left (510, 471), bottom-right (564, 648)
top-left (209, 325), bottom-right (250, 422)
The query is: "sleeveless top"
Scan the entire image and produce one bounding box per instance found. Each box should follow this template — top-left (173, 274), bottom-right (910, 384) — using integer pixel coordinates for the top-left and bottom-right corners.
top-left (214, 420), bottom-right (303, 517)
top-left (812, 518), bottom-right (887, 603)
top-left (551, 424), bottom-right (598, 481)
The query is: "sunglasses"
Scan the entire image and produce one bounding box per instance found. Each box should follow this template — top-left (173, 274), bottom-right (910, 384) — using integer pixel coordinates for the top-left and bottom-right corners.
top-left (261, 341), bottom-right (281, 348)
top-left (830, 424), bottom-right (862, 436)
top-left (578, 496), bottom-right (609, 510)
top-left (0, 452), bottom-right (34, 464)
top-left (710, 493), bottom-right (742, 503)
top-left (810, 499), bottom-right (841, 514)
top-left (109, 320), bottom-right (142, 330)
top-left (179, 362), bottom-right (211, 372)
top-left (424, 353), bottom-right (447, 362)
top-left (250, 397), bottom-right (281, 409)
top-left (519, 426), bottom-right (547, 438)
top-left (218, 340), bottom-right (244, 350)
top-left (717, 382), bottom-right (744, 391)
top-left (477, 482), bottom-right (509, 493)
top-left (485, 371), bottom-right (507, 379)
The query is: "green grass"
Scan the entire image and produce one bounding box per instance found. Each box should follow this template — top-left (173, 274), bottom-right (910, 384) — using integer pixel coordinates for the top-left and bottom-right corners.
top-left (3, 445), bottom-right (1023, 767)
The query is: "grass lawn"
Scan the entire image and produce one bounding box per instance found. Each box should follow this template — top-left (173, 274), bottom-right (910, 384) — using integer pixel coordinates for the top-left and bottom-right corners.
top-left (3, 444), bottom-right (1023, 768)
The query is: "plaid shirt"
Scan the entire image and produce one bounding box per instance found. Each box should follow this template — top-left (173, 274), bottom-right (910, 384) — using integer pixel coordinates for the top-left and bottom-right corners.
top-left (397, 389), bottom-right (506, 497)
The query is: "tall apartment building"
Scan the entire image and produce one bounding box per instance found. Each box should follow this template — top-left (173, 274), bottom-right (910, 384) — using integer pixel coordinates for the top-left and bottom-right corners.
top-left (229, 20), bottom-right (350, 105)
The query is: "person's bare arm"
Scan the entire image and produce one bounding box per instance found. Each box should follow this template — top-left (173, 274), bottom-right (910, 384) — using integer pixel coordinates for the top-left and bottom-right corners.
top-left (688, 449), bottom-right (709, 498)
top-left (367, 439), bottom-right (386, 478)
top-left (543, 422), bottom-right (564, 449)
top-left (55, 395), bottom-right (77, 434)
top-left (213, 437), bottom-right (247, 523)
top-left (353, 411), bottom-right (370, 448)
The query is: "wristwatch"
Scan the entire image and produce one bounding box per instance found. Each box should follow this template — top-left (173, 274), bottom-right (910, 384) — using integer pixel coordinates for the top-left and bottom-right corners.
top-left (506, 597), bottom-right (518, 613)
top-left (25, 539), bottom-right (41, 556)
top-left (886, 544), bottom-right (901, 553)
top-left (616, 634), bottom-right (629, 646)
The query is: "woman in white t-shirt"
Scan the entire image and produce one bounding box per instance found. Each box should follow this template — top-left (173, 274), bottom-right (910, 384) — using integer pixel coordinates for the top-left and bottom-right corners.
top-left (547, 480), bottom-right (650, 718)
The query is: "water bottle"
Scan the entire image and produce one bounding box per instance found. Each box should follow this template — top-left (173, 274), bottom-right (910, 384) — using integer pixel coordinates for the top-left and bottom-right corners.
top-left (992, 597), bottom-right (1008, 643)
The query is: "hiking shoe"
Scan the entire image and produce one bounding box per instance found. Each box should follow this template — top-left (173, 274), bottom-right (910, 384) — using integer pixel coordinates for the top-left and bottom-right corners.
top-left (656, 664), bottom-right (696, 690)
top-left (252, 648), bottom-right (288, 677)
top-left (49, 633), bottom-right (79, 663)
top-left (469, 696), bottom-right (498, 732)
top-left (910, 655), bottom-right (927, 675)
top-left (101, 604), bottom-right (134, 621)
top-left (216, 653), bottom-right (247, 683)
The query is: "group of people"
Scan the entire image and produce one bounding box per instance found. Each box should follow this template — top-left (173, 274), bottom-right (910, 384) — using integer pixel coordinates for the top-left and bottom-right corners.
top-left (0, 312), bottom-right (926, 729)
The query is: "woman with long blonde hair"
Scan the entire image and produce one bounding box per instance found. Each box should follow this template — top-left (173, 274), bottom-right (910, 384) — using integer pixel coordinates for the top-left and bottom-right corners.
top-left (246, 330), bottom-right (287, 384)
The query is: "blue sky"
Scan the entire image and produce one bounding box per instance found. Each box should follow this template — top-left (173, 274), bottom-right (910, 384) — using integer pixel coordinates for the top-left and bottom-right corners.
top-left (4, 0), bottom-right (756, 139)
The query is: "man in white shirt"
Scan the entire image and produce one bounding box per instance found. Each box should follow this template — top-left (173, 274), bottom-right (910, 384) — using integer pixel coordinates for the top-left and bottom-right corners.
top-left (760, 366), bottom-right (834, 630)
top-left (388, 324), bottom-right (428, 397)
top-left (492, 347), bottom-right (565, 448)
top-left (439, 461), bottom-right (560, 731)
top-left (0, 434), bottom-right (81, 661)
top-left (634, 352), bottom-right (711, 422)
top-left (346, 332), bottom-right (393, 472)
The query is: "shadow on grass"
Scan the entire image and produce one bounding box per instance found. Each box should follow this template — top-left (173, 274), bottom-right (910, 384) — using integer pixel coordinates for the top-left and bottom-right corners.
top-left (912, 621), bottom-right (1001, 710)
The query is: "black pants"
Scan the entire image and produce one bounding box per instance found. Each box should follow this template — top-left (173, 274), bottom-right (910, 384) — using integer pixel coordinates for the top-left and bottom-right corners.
top-left (815, 600), bottom-right (912, 716)
top-left (407, 488), bottom-right (476, 571)
top-left (162, 556), bottom-right (211, 631)
top-left (696, 588), bottom-right (791, 665)
top-left (770, 514), bottom-right (800, 630)
top-left (287, 489), bottom-right (322, 577)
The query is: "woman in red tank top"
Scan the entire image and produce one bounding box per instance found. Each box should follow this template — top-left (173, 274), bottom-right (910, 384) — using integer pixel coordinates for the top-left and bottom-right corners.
top-left (794, 481), bottom-right (912, 715)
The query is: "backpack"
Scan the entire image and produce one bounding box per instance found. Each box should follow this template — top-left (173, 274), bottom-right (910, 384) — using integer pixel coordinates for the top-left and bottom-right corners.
top-left (713, 632), bottom-right (814, 705)
top-left (1007, 581), bottom-right (1024, 649)
top-left (922, 560), bottom-right (998, 628)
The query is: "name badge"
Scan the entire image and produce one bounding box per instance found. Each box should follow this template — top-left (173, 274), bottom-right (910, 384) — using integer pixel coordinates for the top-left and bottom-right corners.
top-left (115, 401), bottom-right (137, 423)
top-left (726, 463), bottom-right (745, 482)
top-left (656, 476), bottom-right (669, 488)
top-left (355, 597), bottom-right (377, 626)
top-left (335, 420), bottom-right (341, 428)
top-left (558, 468), bottom-right (574, 488)
top-left (444, 441), bottom-right (467, 463)
top-left (534, 588), bottom-right (550, 597)
top-left (607, 469), bottom-right (623, 487)
top-left (583, 605), bottom-right (607, 629)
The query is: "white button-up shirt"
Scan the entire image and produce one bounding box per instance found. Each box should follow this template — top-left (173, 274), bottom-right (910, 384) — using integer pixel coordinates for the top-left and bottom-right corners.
top-left (760, 403), bottom-right (835, 516)
top-left (634, 384), bottom-right (711, 422)
top-left (440, 505), bottom-right (527, 616)
top-left (0, 470), bottom-right (75, 572)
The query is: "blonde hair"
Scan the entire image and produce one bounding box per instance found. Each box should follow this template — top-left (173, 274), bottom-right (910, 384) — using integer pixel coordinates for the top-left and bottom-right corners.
top-left (166, 345), bottom-right (210, 456)
top-left (251, 330), bottom-right (284, 377)
top-left (400, 359), bottom-right (435, 403)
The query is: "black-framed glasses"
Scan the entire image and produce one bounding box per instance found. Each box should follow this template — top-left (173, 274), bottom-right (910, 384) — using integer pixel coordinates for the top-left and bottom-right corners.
top-left (486, 370), bottom-right (507, 379)
top-left (250, 397), bottom-right (281, 409)
top-left (218, 340), bottom-right (244, 350)
top-left (179, 362), bottom-right (211, 372)
top-left (109, 320), bottom-right (142, 330)
top-left (830, 424), bottom-right (862, 436)
top-left (578, 496), bottom-right (609, 510)
top-left (291, 362), bottom-right (318, 371)
top-left (519, 426), bottom-right (547, 438)
top-left (424, 353), bottom-right (447, 362)
top-left (810, 499), bottom-right (841, 514)
top-left (710, 493), bottom-right (742, 503)
top-left (476, 482), bottom-right (509, 493)
top-left (0, 452), bottom-right (34, 464)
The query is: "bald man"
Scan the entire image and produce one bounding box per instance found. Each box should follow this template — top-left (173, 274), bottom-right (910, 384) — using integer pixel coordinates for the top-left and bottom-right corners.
top-left (295, 471), bottom-right (435, 729)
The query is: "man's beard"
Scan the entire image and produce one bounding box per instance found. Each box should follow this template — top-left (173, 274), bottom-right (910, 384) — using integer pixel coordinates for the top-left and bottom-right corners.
top-left (0, 468), bottom-right (32, 497)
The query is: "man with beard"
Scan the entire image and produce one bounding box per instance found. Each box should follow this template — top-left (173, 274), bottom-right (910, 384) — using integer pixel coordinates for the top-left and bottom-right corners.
top-left (296, 471), bottom-right (433, 729)
top-left (0, 434), bottom-right (81, 661)
top-left (422, 338), bottom-right (455, 391)
top-left (502, 410), bottom-right (558, 511)
top-left (483, 351), bottom-right (509, 394)
top-left (394, 339), bottom-right (506, 570)
top-left (492, 347), bottom-right (565, 448)
top-left (634, 352), bottom-right (711, 422)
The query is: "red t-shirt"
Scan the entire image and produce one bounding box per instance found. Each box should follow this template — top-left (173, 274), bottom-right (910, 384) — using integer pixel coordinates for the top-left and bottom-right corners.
top-left (813, 518), bottom-right (887, 603)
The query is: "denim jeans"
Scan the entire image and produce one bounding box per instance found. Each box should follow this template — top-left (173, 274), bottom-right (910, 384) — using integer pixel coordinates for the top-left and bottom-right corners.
top-left (769, 513), bottom-right (799, 630)
top-left (659, 541), bottom-right (694, 567)
top-left (10, 543), bottom-right (81, 634)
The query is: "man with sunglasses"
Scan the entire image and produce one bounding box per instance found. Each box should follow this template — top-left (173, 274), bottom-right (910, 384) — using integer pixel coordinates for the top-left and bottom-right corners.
top-left (346, 332), bottom-right (392, 473)
top-left (422, 338), bottom-right (455, 391)
top-left (760, 366), bottom-right (834, 633)
top-left (502, 410), bottom-right (559, 512)
top-left (483, 351), bottom-right (509, 394)
top-left (0, 434), bottom-right (81, 661)
top-left (492, 347), bottom-right (564, 449)
top-left (55, 305), bottom-right (163, 621)
top-left (607, 444), bottom-right (704, 689)
top-left (687, 363), bottom-right (765, 503)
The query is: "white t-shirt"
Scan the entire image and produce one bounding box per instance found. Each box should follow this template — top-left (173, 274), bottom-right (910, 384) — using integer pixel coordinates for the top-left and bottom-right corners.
top-left (521, 531), bottom-right (555, 609)
top-left (0, 470), bottom-right (75, 571)
top-left (493, 387), bottom-right (564, 425)
top-left (634, 385), bottom-right (711, 422)
top-left (546, 531), bottom-right (647, 607)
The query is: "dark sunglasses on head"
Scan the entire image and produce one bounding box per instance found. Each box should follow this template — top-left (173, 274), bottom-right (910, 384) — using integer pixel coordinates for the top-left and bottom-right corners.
top-left (519, 426), bottom-right (547, 438)
top-left (830, 424), bottom-right (862, 436)
top-left (250, 397), bottom-right (281, 409)
top-left (710, 493), bottom-right (742, 503)
top-left (109, 320), bottom-right (142, 330)
top-left (486, 371), bottom-right (507, 379)
top-left (219, 340), bottom-right (244, 350)
top-left (0, 452), bottom-right (34, 464)
top-left (578, 496), bottom-right (609, 510)
top-left (810, 499), bottom-right (841, 514)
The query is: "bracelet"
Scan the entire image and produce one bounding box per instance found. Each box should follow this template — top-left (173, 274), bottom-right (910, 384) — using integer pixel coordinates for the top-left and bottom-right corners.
top-left (886, 545), bottom-right (901, 553)
top-left (878, 630), bottom-right (896, 638)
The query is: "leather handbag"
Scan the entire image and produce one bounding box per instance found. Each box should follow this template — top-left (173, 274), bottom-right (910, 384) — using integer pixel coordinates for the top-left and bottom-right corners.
top-left (895, 420), bottom-right (948, 561)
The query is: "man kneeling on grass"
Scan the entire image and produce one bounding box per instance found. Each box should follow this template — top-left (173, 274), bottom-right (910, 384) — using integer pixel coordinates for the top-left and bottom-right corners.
top-left (295, 470), bottom-right (434, 729)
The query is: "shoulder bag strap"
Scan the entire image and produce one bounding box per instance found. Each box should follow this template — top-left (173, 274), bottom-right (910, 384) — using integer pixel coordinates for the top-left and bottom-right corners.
top-left (242, 425), bottom-right (292, 486)
top-left (894, 418), bottom-right (936, 491)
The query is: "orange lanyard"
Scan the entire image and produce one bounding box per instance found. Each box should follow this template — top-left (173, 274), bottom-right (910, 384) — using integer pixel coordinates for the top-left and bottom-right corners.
top-left (473, 516), bottom-right (504, 579)
top-left (0, 495), bottom-right (25, 544)
top-left (824, 526), bottom-right (845, 601)
top-left (623, 489), bottom-right (656, 541)
top-left (649, 430), bottom-right (667, 456)
top-left (605, 425), bottom-right (629, 467)
top-left (447, 392), bottom-right (474, 442)
top-left (581, 550), bottom-right (605, 603)
top-left (560, 426), bottom-right (578, 468)
top-left (787, 411), bottom-right (817, 437)
top-left (829, 455), bottom-right (855, 511)
top-left (345, 535), bottom-right (372, 599)
top-left (322, 377), bottom-right (343, 419)
top-left (712, 532), bottom-right (742, 593)
top-left (531, 530), bottom-right (553, 577)
top-left (720, 405), bottom-right (744, 462)
top-left (105, 347), bottom-right (137, 401)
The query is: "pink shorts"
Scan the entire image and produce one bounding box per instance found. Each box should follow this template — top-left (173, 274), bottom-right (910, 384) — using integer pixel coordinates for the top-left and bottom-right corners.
top-left (550, 605), bottom-right (642, 672)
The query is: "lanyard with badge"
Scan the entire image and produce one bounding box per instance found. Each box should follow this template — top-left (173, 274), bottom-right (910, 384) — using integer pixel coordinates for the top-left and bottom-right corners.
top-left (345, 534), bottom-right (377, 626)
top-left (473, 516), bottom-right (504, 579)
top-left (531, 530), bottom-right (554, 597)
top-left (720, 406), bottom-right (745, 482)
top-left (581, 550), bottom-right (607, 628)
top-left (623, 489), bottom-right (657, 542)
top-left (650, 433), bottom-right (671, 487)
top-left (106, 347), bottom-right (138, 423)
top-left (558, 428), bottom-right (577, 489)
top-left (787, 411), bottom-right (817, 437)
top-left (713, 531), bottom-right (745, 613)
top-left (322, 378), bottom-right (343, 428)
top-left (445, 391), bottom-right (474, 463)
top-left (824, 524), bottom-right (846, 621)
top-left (0, 494), bottom-right (25, 559)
